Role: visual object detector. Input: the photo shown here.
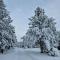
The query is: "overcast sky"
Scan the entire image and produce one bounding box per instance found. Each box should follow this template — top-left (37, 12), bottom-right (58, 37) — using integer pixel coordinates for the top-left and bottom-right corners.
top-left (4, 0), bottom-right (60, 42)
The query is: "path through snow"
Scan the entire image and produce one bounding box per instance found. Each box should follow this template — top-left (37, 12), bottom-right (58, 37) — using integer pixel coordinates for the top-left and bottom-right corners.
top-left (0, 48), bottom-right (60, 60)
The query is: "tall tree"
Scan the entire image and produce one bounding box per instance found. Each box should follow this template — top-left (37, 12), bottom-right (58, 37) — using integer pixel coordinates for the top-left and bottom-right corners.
top-left (22, 28), bottom-right (37, 48)
top-left (22, 7), bottom-right (59, 56)
top-left (0, 0), bottom-right (17, 53)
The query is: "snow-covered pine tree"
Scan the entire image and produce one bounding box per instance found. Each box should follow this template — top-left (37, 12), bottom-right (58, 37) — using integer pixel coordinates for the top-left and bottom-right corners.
top-left (26, 28), bottom-right (37, 48)
top-left (0, 0), bottom-right (17, 53)
top-left (56, 31), bottom-right (60, 50)
top-left (21, 35), bottom-right (28, 48)
top-left (21, 28), bottom-right (36, 48)
top-left (22, 7), bottom-right (59, 56)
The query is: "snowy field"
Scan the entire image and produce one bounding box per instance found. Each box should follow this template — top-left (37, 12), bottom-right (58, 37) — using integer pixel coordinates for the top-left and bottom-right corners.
top-left (0, 48), bottom-right (60, 60)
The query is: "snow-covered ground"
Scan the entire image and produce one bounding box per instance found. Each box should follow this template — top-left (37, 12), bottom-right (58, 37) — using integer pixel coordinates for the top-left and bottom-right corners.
top-left (0, 47), bottom-right (60, 60)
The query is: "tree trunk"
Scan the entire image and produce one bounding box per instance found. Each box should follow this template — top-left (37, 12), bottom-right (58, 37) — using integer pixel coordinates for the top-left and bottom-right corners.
top-left (40, 40), bottom-right (44, 53)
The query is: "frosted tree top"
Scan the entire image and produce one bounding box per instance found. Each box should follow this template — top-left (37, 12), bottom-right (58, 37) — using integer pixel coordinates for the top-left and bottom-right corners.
top-left (35, 7), bottom-right (45, 16)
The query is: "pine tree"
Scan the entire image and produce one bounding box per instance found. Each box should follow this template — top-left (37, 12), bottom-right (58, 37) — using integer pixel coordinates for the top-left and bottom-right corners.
top-left (0, 0), bottom-right (17, 53)
top-left (22, 7), bottom-right (59, 56)
top-left (56, 31), bottom-right (60, 50)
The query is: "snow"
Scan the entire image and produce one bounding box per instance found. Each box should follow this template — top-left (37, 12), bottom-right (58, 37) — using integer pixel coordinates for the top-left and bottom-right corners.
top-left (48, 47), bottom-right (59, 56)
top-left (0, 47), bottom-right (60, 60)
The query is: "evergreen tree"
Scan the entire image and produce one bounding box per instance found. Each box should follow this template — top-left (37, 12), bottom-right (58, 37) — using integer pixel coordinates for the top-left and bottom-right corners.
top-left (22, 28), bottom-right (37, 48)
top-left (0, 0), bottom-right (17, 53)
top-left (22, 7), bottom-right (59, 56)
top-left (56, 31), bottom-right (60, 50)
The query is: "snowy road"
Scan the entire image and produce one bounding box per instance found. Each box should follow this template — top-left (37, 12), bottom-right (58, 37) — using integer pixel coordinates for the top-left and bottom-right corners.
top-left (0, 48), bottom-right (60, 60)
